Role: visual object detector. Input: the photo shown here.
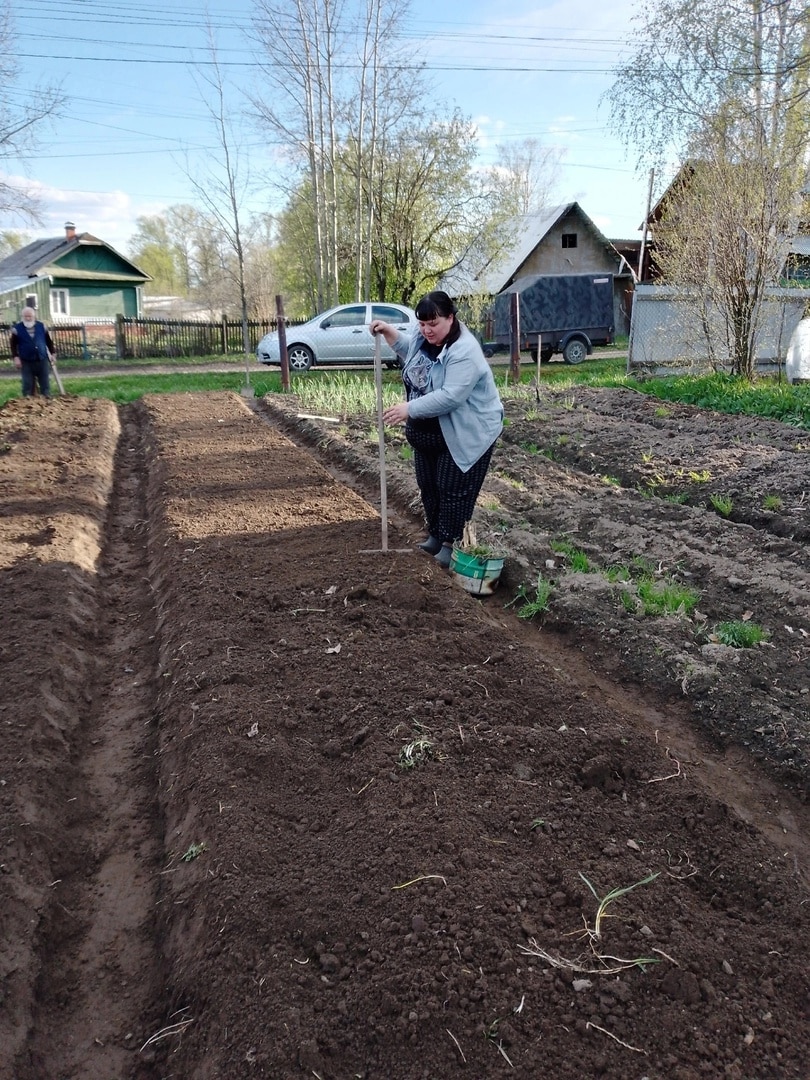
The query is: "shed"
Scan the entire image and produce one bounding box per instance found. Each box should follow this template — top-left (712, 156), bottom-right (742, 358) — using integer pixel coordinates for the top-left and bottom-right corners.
top-left (439, 202), bottom-right (635, 335)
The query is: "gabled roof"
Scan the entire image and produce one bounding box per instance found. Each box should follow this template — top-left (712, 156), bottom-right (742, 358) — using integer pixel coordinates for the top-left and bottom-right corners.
top-left (645, 162), bottom-right (810, 262)
top-left (0, 231), bottom-right (149, 282)
top-left (439, 202), bottom-right (626, 297)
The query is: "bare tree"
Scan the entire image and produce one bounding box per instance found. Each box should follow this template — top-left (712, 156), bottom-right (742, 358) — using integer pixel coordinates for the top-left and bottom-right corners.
top-left (183, 25), bottom-right (256, 353)
top-left (0, 0), bottom-right (64, 220)
top-left (490, 138), bottom-right (563, 216)
top-left (607, 0), bottom-right (810, 376)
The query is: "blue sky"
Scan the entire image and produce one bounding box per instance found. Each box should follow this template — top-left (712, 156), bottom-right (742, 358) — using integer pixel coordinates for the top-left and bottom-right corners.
top-left (3, 0), bottom-right (661, 257)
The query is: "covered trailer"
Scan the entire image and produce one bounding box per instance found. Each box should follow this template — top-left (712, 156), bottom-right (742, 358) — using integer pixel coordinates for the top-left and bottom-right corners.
top-left (491, 272), bottom-right (614, 363)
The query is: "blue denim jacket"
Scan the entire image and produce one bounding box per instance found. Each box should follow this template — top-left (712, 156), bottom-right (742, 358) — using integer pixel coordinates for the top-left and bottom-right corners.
top-left (392, 321), bottom-right (503, 473)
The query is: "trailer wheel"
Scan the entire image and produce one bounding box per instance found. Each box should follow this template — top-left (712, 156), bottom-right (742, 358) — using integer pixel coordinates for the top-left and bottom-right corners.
top-left (562, 338), bottom-right (587, 365)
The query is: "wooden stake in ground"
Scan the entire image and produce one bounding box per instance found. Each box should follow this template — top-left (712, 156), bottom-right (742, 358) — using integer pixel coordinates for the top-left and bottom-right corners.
top-left (374, 331), bottom-right (390, 551)
top-left (241, 349), bottom-right (254, 399)
top-left (359, 330), bottom-right (411, 555)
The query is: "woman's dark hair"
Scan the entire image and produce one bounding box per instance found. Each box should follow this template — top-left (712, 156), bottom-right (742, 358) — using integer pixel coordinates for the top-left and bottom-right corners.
top-left (414, 291), bottom-right (457, 321)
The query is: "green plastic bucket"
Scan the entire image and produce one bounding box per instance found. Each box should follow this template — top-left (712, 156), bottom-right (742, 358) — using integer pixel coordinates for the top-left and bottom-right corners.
top-left (450, 547), bottom-right (506, 595)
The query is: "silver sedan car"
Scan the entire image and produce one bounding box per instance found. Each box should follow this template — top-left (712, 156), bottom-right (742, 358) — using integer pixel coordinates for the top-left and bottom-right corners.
top-left (256, 302), bottom-right (415, 372)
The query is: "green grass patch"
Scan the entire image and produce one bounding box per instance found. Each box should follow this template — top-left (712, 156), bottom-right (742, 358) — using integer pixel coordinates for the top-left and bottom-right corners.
top-left (711, 620), bottom-right (770, 647)
top-left (604, 564), bottom-right (632, 583)
top-left (496, 359), bottom-right (810, 429)
top-left (626, 576), bottom-right (700, 616)
top-left (0, 366), bottom-right (285, 406)
top-left (709, 493), bottom-right (734, 517)
top-left (506, 575), bottom-right (553, 619)
top-left (550, 538), bottom-right (591, 572)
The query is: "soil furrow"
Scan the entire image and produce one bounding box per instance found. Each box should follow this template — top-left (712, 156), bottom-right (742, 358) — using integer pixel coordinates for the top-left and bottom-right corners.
top-left (14, 404), bottom-right (167, 1080)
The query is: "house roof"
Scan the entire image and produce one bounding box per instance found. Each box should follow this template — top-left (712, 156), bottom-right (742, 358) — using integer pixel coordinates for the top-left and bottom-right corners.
top-left (0, 231), bottom-right (149, 282)
top-left (439, 202), bottom-right (628, 297)
top-left (0, 275), bottom-right (40, 295)
top-left (646, 163), bottom-right (810, 258)
top-left (789, 236), bottom-right (810, 257)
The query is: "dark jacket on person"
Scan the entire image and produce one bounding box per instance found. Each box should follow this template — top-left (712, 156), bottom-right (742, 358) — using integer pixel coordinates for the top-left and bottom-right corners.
top-left (11, 321), bottom-right (53, 363)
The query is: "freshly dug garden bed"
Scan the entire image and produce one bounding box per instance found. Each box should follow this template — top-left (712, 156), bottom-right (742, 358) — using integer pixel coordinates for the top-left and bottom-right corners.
top-left (0, 388), bottom-right (808, 1080)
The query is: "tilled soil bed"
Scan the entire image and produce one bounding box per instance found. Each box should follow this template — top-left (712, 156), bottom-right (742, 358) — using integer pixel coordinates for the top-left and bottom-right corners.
top-left (0, 387), bottom-right (808, 1080)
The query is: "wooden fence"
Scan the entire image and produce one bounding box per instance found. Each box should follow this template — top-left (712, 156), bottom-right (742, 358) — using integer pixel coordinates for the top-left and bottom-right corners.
top-left (2, 316), bottom-right (302, 362)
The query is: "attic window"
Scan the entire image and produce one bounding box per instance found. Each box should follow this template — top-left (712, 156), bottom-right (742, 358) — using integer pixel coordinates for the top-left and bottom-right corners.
top-left (561, 233), bottom-right (578, 249)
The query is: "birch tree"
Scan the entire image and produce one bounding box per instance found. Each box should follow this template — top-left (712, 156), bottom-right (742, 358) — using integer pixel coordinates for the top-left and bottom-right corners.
top-left (251, 0), bottom-right (424, 308)
top-left (607, 0), bottom-right (810, 376)
top-left (251, 0), bottom-right (345, 310)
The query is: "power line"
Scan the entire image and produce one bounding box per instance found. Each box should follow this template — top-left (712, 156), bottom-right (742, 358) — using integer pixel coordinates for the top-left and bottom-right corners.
top-left (23, 52), bottom-right (619, 73)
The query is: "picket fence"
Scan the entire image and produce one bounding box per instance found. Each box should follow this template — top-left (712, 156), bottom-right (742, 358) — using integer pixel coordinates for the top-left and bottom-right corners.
top-left (2, 315), bottom-right (302, 362)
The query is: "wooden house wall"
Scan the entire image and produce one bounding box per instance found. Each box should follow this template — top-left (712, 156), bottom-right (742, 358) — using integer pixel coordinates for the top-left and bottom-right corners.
top-left (50, 283), bottom-right (139, 318)
top-left (0, 279), bottom-right (52, 321)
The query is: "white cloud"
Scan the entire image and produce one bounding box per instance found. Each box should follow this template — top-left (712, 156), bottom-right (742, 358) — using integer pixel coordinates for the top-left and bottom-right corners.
top-left (0, 175), bottom-right (169, 254)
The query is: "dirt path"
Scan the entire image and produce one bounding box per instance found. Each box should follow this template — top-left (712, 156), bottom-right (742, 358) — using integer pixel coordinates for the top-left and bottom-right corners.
top-left (0, 390), bottom-right (808, 1080)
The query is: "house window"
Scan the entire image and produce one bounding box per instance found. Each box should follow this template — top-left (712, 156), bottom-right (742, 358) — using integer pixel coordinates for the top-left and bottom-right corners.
top-left (561, 233), bottom-right (578, 249)
top-left (50, 289), bottom-right (70, 317)
top-left (25, 294), bottom-right (37, 310)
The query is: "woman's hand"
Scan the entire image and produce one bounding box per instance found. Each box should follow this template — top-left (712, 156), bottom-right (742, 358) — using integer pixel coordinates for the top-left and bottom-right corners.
top-left (369, 320), bottom-right (398, 347)
top-left (383, 402), bottom-right (409, 425)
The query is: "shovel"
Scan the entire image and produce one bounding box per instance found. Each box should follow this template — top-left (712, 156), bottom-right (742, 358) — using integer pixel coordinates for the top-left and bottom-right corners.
top-left (49, 355), bottom-right (66, 396)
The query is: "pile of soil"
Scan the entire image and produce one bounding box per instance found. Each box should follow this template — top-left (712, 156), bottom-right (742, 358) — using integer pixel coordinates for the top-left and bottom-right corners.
top-left (0, 387), bottom-right (808, 1080)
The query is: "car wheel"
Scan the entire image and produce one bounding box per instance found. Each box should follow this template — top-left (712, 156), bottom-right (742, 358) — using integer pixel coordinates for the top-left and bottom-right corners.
top-left (288, 344), bottom-right (314, 371)
top-left (562, 339), bottom-right (587, 365)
